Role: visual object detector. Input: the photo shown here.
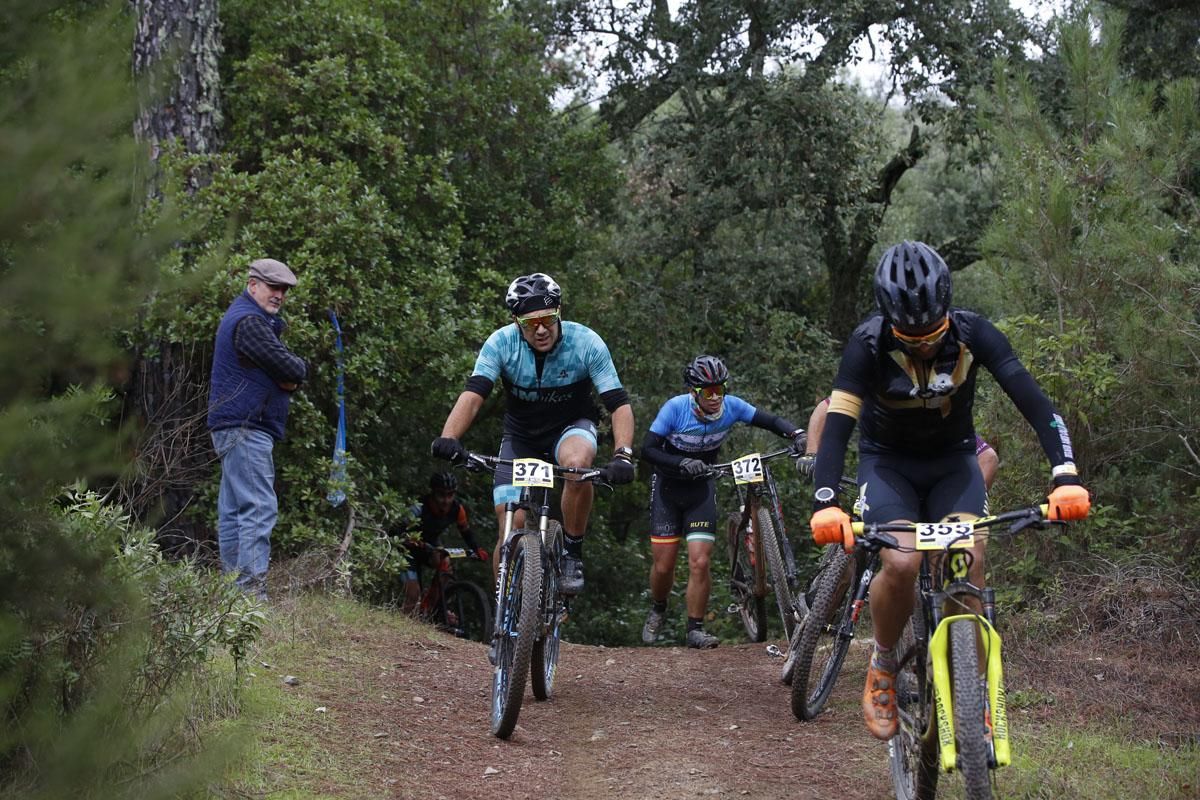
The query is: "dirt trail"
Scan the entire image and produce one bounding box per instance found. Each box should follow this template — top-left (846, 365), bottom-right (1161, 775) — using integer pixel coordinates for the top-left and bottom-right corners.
top-left (318, 627), bottom-right (896, 800)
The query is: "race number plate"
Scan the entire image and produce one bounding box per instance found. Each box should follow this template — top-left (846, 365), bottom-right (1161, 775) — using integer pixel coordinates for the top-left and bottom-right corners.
top-left (512, 458), bottom-right (554, 488)
top-left (914, 521), bottom-right (975, 550)
top-left (732, 453), bottom-right (764, 485)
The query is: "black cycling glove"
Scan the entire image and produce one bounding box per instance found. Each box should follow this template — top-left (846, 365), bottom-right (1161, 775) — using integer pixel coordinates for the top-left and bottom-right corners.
top-left (678, 458), bottom-right (708, 479)
top-left (604, 456), bottom-right (636, 485)
top-left (431, 436), bottom-right (467, 464)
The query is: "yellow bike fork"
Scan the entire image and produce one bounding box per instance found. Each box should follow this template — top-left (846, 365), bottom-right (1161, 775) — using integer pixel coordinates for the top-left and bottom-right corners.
top-left (927, 614), bottom-right (1011, 772)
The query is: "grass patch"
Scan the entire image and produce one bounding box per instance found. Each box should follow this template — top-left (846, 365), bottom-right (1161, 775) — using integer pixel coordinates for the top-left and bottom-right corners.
top-left (219, 595), bottom-right (423, 799)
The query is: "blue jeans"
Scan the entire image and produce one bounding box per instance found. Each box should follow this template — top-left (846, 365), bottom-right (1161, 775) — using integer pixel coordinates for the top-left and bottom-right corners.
top-left (212, 427), bottom-right (277, 599)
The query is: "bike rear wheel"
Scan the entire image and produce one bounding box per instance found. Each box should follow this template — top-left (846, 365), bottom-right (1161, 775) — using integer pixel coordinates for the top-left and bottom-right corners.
top-left (443, 580), bottom-right (493, 643)
top-left (949, 618), bottom-right (993, 800)
top-left (532, 521), bottom-right (563, 701)
top-left (790, 544), bottom-right (854, 720)
top-left (889, 598), bottom-right (939, 800)
top-left (490, 533), bottom-right (543, 739)
top-left (759, 506), bottom-right (799, 642)
top-left (727, 512), bottom-right (767, 642)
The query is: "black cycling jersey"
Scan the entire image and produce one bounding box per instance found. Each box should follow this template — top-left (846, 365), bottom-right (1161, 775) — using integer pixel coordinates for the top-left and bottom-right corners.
top-left (813, 310), bottom-right (1077, 508)
top-left (401, 497), bottom-right (480, 551)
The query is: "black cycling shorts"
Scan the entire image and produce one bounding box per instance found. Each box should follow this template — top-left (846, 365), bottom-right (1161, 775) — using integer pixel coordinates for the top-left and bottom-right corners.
top-left (647, 473), bottom-right (718, 545)
top-left (857, 451), bottom-right (986, 523)
top-left (492, 418), bottom-right (598, 506)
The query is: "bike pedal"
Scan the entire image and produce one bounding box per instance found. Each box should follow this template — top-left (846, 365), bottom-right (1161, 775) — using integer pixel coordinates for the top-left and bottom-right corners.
top-left (726, 603), bottom-right (741, 614)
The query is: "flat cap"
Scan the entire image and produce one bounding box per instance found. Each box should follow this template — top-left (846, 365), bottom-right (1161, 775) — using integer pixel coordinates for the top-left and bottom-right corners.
top-left (248, 258), bottom-right (297, 287)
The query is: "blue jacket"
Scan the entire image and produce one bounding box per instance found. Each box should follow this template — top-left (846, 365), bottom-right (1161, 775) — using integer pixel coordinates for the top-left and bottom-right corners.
top-left (207, 292), bottom-right (293, 440)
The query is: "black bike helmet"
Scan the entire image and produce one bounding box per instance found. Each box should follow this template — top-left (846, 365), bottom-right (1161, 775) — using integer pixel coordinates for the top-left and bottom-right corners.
top-left (873, 241), bottom-right (952, 332)
top-left (430, 471), bottom-right (458, 492)
top-left (505, 272), bottom-right (562, 315)
top-left (683, 355), bottom-right (729, 388)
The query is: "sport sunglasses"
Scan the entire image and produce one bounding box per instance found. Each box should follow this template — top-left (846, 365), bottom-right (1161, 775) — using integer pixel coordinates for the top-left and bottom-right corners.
top-left (891, 316), bottom-right (950, 347)
top-left (691, 383), bottom-right (727, 400)
top-left (515, 310), bottom-right (561, 330)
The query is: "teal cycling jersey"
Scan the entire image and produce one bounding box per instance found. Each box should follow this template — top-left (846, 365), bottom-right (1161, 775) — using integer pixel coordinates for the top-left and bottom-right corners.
top-left (470, 320), bottom-right (624, 439)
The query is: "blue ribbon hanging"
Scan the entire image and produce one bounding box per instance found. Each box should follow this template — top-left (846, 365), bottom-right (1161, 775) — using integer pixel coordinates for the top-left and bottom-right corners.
top-left (326, 309), bottom-right (348, 507)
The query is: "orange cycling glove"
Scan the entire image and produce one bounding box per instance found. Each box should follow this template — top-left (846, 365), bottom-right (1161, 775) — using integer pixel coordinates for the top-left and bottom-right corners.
top-left (1047, 484), bottom-right (1090, 521)
top-left (810, 506), bottom-right (855, 553)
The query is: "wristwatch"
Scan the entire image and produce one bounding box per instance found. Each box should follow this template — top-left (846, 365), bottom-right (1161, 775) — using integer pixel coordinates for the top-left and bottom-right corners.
top-left (614, 446), bottom-right (634, 461)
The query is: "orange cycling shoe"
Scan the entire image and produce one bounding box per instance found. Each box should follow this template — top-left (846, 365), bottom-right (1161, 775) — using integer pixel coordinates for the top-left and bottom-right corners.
top-left (863, 659), bottom-right (898, 740)
top-left (1047, 484), bottom-right (1090, 521)
top-left (810, 506), bottom-right (854, 553)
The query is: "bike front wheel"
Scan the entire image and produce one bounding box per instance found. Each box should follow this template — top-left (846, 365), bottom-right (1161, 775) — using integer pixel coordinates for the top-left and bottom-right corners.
top-left (532, 521), bottom-right (563, 701)
top-left (790, 544), bottom-right (854, 720)
top-left (443, 580), bottom-right (493, 643)
top-left (949, 618), bottom-right (993, 800)
top-left (490, 533), bottom-right (543, 739)
top-left (759, 506), bottom-right (800, 642)
top-left (727, 512), bottom-right (767, 642)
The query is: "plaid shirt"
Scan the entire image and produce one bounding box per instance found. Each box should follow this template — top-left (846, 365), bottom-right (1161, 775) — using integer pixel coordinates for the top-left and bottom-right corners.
top-left (235, 315), bottom-right (307, 384)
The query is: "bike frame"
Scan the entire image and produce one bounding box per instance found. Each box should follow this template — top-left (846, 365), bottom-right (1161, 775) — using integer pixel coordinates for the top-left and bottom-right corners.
top-left (858, 504), bottom-right (1055, 778)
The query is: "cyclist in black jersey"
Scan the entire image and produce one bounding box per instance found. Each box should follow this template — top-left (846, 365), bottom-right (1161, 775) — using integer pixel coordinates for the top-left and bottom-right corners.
top-left (807, 241), bottom-right (1091, 741)
top-left (802, 397), bottom-right (1000, 493)
top-left (397, 472), bottom-right (489, 614)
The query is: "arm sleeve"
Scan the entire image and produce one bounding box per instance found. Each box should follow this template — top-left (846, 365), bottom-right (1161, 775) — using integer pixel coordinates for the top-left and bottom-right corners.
top-left (464, 375), bottom-right (494, 397)
top-left (811, 406), bottom-right (857, 509)
top-left (750, 409), bottom-right (801, 438)
top-left (642, 430), bottom-right (686, 470)
top-left (599, 387), bottom-right (630, 412)
top-left (972, 318), bottom-right (1076, 472)
top-left (234, 316), bottom-right (308, 384)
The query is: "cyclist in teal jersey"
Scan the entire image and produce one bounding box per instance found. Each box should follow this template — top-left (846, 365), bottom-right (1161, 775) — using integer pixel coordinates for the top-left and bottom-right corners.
top-left (431, 273), bottom-right (635, 595)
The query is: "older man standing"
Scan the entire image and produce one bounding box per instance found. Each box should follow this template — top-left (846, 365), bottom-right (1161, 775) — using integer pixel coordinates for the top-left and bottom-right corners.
top-left (207, 258), bottom-right (307, 600)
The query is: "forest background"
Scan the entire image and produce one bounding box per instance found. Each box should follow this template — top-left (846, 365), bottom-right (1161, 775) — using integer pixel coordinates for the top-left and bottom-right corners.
top-left (2, 0), bottom-right (1198, 795)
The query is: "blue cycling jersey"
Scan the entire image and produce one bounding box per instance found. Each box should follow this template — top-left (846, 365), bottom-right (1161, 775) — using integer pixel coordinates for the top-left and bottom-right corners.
top-left (471, 320), bottom-right (624, 438)
top-left (648, 394), bottom-right (757, 456)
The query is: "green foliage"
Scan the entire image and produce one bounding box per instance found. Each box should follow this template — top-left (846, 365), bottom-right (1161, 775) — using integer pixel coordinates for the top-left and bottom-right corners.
top-left (1, 2), bottom-right (256, 794)
top-left (978, 6), bottom-right (1200, 581)
top-left (138, 0), bottom-right (618, 599)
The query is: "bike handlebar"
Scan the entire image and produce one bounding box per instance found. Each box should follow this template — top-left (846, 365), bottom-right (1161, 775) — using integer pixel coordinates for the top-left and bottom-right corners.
top-left (704, 446), bottom-right (799, 478)
top-left (459, 451), bottom-right (613, 486)
top-left (849, 504), bottom-right (1060, 554)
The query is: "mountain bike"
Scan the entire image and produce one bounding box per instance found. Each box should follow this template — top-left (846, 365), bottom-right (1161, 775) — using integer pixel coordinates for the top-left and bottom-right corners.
top-left (785, 476), bottom-right (868, 717)
top-left (845, 504), bottom-right (1066, 800)
top-left (711, 446), bottom-right (806, 644)
top-left (461, 451), bottom-right (610, 740)
top-left (412, 545), bottom-right (494, 644)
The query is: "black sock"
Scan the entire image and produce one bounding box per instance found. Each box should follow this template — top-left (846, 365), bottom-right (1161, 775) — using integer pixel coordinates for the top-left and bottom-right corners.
top-left (563, 533), bottom-right (584, 558)
top-left (687, 616), bottom-right (703, 632)
top-left (652, 600), bottom-right (667, 614)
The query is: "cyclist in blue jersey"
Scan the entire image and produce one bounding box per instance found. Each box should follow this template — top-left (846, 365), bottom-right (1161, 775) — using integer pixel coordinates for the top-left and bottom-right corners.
top-left (640, 355), bottom-right (804, 649)
top-left (431, 273), bottom-right (636, 595)
top-left (807, 241), bottom-right (1090, 741)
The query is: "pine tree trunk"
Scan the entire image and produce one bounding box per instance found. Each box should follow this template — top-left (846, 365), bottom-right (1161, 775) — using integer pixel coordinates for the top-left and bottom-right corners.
top-left (127, 0), bottom-right (222, 553)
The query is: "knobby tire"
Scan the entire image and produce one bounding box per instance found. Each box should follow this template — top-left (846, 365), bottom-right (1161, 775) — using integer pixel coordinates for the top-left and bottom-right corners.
top-left (443, 581), bottom-right (493, 643)
top-left (727, 512), bottom-right (767, 642)
top-left (790, 544), bottom-right (853, 720)
top-left (889, 599), bottom-right (938, 800)
top-left (532, 521), bottom-right (564, 701)
top-left (490, 533), bottom-right (543, 739)
top-left (758, 506), bottom-right (799, 642)
top-left (950, 618), bottom-right (993, 800)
